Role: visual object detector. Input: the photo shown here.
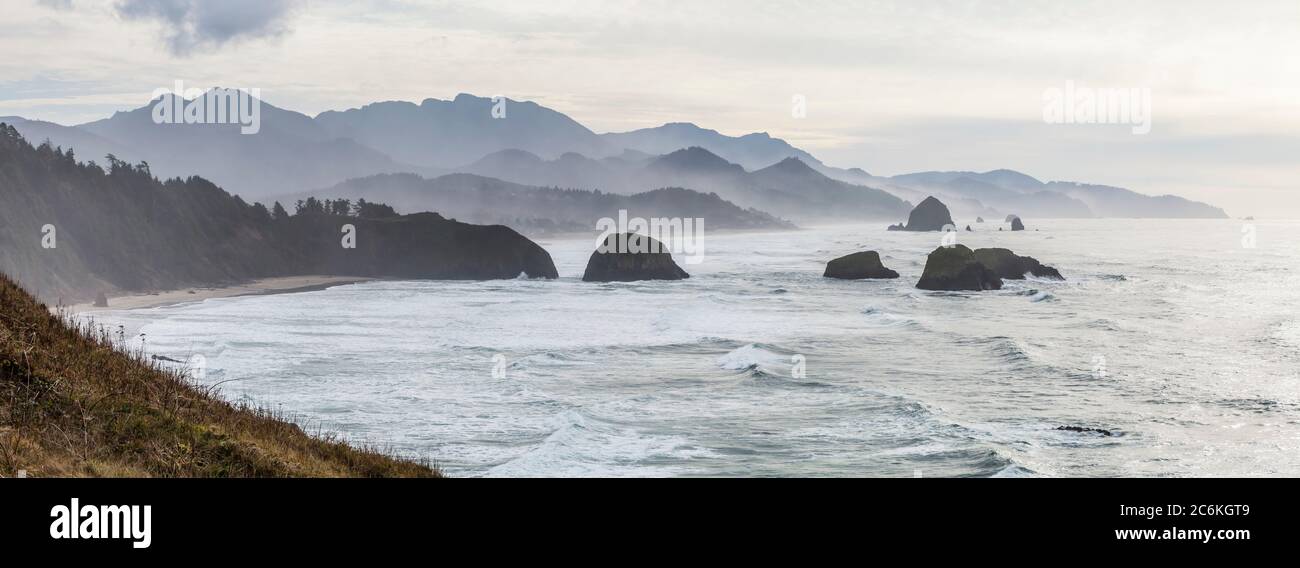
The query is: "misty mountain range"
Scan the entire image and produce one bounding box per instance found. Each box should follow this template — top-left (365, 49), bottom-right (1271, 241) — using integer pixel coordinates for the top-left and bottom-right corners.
top-left (3, 91), bottom-right (1227, 224)
top-left (282, 173), bottom-right (796, 236)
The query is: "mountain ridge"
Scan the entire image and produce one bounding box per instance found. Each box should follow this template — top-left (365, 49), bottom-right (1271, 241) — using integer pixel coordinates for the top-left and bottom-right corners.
top-left (4, 91), bottom-right (1228, 219)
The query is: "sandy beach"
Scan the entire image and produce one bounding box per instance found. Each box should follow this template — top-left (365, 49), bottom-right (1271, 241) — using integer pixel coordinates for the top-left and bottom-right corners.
top-left (65, 275), bottom-right (375, 312)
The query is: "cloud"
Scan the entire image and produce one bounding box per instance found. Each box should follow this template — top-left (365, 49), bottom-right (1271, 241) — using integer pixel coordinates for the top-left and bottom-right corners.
top-left (36, 0), bottom-right (75, 9)
top-left (115, 0), bottom-right (299, 55)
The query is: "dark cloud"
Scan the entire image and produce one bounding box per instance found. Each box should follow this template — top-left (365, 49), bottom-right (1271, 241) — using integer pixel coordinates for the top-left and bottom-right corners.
top-left (115, 0), bottom-right (298, 55)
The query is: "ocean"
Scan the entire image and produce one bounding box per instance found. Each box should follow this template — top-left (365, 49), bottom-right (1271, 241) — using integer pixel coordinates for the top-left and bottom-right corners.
top-left (93, 219), bottom-right (1300, 477)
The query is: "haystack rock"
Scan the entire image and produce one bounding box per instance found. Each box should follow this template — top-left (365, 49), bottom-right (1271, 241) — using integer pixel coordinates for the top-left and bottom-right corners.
top-left (582, 233), bottom-right (690, 282)
top-left (1011, 216), bottom-right (1025, 231)
top-left (973, 248), bottom-right (1063, 280)
top-left (903, 196), bottom-right (955, 231)
top-left (916, 245), bottom-right (1003, 291)
top-left (823, 251), bottom-right (899, 280)
top-left (976, 217), bottom-right (985, 223)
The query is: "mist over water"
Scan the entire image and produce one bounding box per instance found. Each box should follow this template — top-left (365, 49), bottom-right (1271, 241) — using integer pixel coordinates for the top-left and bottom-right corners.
top-left (97, 219), bottom-right (1300, 477)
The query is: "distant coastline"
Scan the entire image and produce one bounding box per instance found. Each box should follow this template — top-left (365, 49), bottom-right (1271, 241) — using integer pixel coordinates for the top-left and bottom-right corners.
top-left (66, 275), bottom-right (375, 312)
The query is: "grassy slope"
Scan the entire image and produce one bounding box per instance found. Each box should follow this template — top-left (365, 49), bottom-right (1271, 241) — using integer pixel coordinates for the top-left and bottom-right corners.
top-left (0, 273), bottom-right (438, 477)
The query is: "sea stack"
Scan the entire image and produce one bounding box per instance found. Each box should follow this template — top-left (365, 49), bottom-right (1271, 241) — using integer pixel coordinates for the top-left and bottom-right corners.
top-left (1011, 216), bottom-right (1025, 231)
top-left (916, 245), bottom-right (1003, 291)
top-left (93, 292), bottom-right (108, 308)
top-left (973, 248), bottom-right (1063, 280)
top-left (902, 196), bottom-right (955, 231)
top-left (976, 217), bottom-right (985, 223)
top-left (823, 251), bottom-right (899, 280)
top-left (582, 232), bottom-right (690, 282)
top-left (307, 212), bottom-right (560, 280)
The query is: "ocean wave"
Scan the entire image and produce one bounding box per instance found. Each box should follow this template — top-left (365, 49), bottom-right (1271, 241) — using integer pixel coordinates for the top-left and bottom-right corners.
top-left (1086, 318), bottom-right (1121, 331)
top-left (957, 336), bottom-right (1036, 369)
top-left (482, 409), bottom-right (712, 478)
top-left (990, 464), bottom-right (1038, 478)
top-left (1216, 397), bottom-right (1289, 413)
top-left (1003, 287), bottom-right (1056, 302)
top-left (913, 448), bottom-right (1022, 478)
top-left (717, 343), bottom-right (788, 372)
top-left (989, 339), bottom-right (1033, 365)
top-left (508, 351), bottom-right (594, 369)
top-left (860, 306), bottom-right (920, 328)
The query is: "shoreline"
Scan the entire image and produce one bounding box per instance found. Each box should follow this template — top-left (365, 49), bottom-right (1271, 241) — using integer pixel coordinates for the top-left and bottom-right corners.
top-left (64, 275), bottom-right (375, 312)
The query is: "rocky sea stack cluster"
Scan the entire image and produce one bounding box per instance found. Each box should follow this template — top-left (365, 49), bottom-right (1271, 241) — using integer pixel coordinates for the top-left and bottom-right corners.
top-left (823, 251), bottom-right (899, 280)
top-left (916, 245), bottom-right (1004, 291)
top-left (972, 248), bottom-right (1063, 280)
top-left (582, 233), bottom-right (691, 282)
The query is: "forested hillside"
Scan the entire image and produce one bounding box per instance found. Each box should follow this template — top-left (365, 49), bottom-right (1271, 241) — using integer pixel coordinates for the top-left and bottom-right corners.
top-left (0, 124), bottom-right (556, 303)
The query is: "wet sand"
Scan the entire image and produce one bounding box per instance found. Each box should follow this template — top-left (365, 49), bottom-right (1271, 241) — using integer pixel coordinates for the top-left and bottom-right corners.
top-left (65, 275), bottom-right (374, 312)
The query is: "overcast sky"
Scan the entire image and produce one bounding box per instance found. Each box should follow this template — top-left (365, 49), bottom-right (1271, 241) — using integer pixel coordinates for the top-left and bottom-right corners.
top-left (3, 0), bottom-right (1297, 216)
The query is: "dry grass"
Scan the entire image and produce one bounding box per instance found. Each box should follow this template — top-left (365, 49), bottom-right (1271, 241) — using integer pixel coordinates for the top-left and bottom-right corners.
top-left (0, 273), bottom-right (439, 478)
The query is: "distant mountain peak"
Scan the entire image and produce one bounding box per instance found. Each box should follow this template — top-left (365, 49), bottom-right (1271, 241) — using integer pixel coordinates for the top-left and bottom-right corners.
top-left (760, 156), bottom-right (817, 174)
top-left (651, 146), bottom-right (739, 171)
top-left (660, 122), bottom-right (712, 132)
top-left (473, 148), bottom-right (544, 164)
top-left (979, 169), bottom-right (1044, 189)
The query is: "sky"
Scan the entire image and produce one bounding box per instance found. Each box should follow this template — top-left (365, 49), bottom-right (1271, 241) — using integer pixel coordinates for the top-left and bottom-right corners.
top-left (2, 0), bottom-right (1297, 217)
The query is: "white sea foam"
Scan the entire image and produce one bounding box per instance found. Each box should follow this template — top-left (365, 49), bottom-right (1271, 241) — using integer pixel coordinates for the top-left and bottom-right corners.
top-left (716, 343), bottom-right (786, 371)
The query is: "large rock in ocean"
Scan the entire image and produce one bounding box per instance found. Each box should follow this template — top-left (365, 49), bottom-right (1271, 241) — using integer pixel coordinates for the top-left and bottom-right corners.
top-left (916, 245), bottom-right (1003, 291)
top-left (582, 233), bottom-right (690, 282)
top-left (973, 248), bottom-right (1063, 280)
top-left (823, 251), bottom-right (899, 280)
top-left (1010, 216), bottom-right (1025, 231)
top-left (297, 212), bottom-right (559, 280)
top-left (903, 196), bottom-right (955, 231)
